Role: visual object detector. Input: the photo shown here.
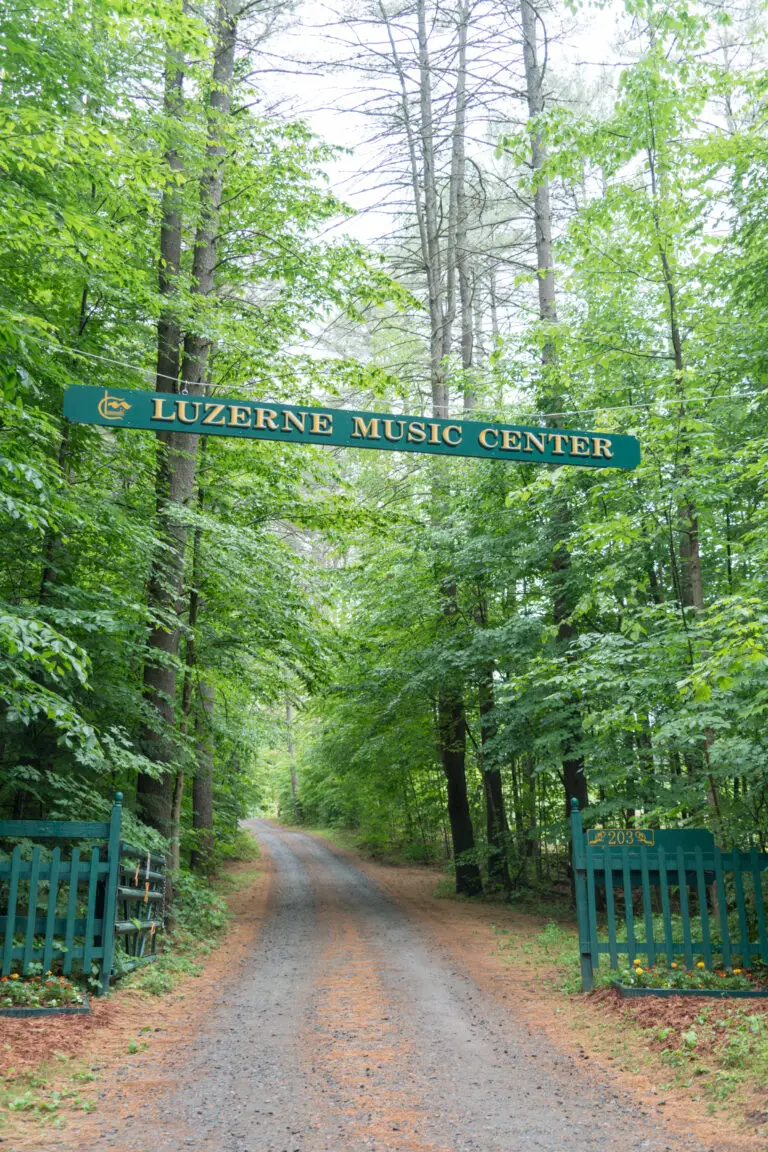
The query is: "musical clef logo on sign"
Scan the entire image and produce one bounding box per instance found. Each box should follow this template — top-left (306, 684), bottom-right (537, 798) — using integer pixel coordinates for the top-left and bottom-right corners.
top-left (97, 391), bottom-right (132, 421)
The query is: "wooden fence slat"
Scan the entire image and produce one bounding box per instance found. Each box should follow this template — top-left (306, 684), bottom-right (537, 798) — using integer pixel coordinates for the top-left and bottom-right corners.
top-left (0, 820), bottom-right (109, 838)
top-left (586, 846), bottom-right (599, 970)
top-left (715, 846), bottom-right (731, 968)
top-left (658, 846), bottom-right (675, 963)
top-left (22, 847), bottom-right (41, 974)
top-left (99, 795), bottom-right (122, 992)
top-left (621, 847), bottom-right (636, 964)
top-left (694, 846), bottom-right (712, 968)
top-left (639, 846), bottom-right (655, 967)
top-left (677, 846), bottom-right (694, 969)
top-left (42, 847), bottom-right (61, 973)
top-left (63, 847), bottom-right (80, 976)
top-left (751, 849), bottom-right (768, 963)
top-left (604, 851), bottom-right (618, 968)
top-left (732, 852), bottom-right (750, 966)
top-left (82, 849), bottom-right (100, 975)
top-left (2, 846), bottom-right (21, 975)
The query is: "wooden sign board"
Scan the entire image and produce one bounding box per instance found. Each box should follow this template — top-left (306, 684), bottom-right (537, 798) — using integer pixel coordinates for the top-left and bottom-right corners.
top-left (63, 386), bottom-right (641, 470)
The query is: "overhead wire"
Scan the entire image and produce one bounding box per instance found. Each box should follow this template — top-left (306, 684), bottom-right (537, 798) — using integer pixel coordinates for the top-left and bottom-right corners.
top-left (23, 333), bottom-right (768, 423)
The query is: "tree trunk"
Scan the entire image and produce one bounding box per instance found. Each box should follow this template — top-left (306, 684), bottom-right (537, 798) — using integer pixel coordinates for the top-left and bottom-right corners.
top-left (437, 686), bottom-right (482, 895)
top-left (479, 662), bottom-right (510, 891)
top-left (381, 0), bottom-right (480, 894)
top-left (416, 0), bottom-right (448, 416)
top-left (138, 1), bottom-right (239, 835)
top-left (286, 699), bottom-right (301, 819)
top-left (191, 680), bottom-right (215, 874)
top-left (520, 0), bottom-right (588, 819)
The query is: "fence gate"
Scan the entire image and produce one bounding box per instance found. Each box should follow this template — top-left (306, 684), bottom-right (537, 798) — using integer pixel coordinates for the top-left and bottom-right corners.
top-left (570, 800), bottom-right (768, 991)
top-left (0, 793), bottom-right (164, 993)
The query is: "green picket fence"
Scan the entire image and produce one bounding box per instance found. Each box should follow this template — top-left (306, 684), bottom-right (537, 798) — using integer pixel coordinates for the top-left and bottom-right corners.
top-left (570, 800), bottom-right (768, 991)
top-left (0, 793), bottom-right (164, 993)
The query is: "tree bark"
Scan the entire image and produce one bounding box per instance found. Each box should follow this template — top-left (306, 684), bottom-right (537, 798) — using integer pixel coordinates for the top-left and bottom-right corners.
top-left (380, 0), bottom-right (480, 895)
top-left (416, 0), bottom-right (448, 416)
top-left (138, 1), bottom-right (239, 835)
top-left (191, 680), bottom-right (215, 874)
top-left (520, 0), bottom-right (588, 818)
top-left (286, 699), bottom-right (301, 819)
top-left (437, 686), bottom-right (482, 895)
top-left (479, 662), bottom-right (511, 890)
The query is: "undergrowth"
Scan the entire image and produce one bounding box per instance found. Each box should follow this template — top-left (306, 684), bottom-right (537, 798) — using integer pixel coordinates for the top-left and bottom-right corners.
top-left (122, 833), bottom-right (261, 997)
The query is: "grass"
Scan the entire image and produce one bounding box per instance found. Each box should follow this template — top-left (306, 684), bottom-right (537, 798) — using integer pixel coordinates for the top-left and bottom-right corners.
top-left (0, 1060), bottom-right (99, 1130)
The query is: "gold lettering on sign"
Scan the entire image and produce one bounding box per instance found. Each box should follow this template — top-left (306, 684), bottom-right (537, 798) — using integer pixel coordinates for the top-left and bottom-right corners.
top-left (406, 422), bottom-right (426, 443)
top-left (570, 435), bottom-right (590, 457)
top-left (310, 412), bottom-right (333, 435)
top-left (351, 416), bottom-right (380, 440)
top-left (523, 431), bottom-right (546, 455)
top-left (228, 405), bottom-right (251, 428)
top-left (591, 436), bottom-right (614, 459)
top-left (383, 419), bottom-right (405, 442)
top-left (501, 430), bottom-right (521, 451)
top-left (254, 408), bottom-right (279, 431)
top-left (177, 401), bottom-right (201, 425)
top-left (151, 397), bottom-right (176, 423)
top-left (202, 403), bottom-right (226, 426)
top-left (479, 428), bottom-right (498, 449)
top-left (548, 433), bottom-right (568, 455)
top-left (427, 423), bottom-right (441, 445)
top-left (283, 410), bottom-right (306, 434)
top-left (442, 425), bottom-right (462, 446)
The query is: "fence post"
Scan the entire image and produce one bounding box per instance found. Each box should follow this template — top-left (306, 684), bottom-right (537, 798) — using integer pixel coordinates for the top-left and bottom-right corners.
top-left (99, 792), bottom-right (123, 994)
top-left (570, 799), bottom-right (594, 992)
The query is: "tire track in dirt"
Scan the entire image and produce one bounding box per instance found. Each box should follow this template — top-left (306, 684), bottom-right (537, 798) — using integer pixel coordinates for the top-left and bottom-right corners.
top-left (295, 837), bottom-right (451, 1152)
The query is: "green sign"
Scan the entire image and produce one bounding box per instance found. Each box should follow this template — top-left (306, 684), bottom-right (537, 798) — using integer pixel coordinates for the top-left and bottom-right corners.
top-left (63, 385), bottom-right (640, 470)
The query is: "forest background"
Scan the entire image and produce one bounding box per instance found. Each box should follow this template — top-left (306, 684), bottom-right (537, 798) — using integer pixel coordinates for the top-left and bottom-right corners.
top-left (2, 0), bottom-right (768, 905)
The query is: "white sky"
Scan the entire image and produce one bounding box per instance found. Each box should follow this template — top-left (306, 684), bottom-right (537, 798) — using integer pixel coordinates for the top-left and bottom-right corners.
top-left (263, 0), bottom-right (628, 243)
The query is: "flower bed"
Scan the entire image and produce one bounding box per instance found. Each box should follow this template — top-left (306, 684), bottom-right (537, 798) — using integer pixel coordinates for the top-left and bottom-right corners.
top-left (0, 973), bottom-right (89, 1017)
top-left (614, 958), bottom-right (768, 999)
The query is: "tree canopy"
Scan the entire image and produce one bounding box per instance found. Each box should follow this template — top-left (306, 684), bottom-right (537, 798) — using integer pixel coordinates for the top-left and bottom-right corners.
top-left (2, 0), bottom-right (768, 895)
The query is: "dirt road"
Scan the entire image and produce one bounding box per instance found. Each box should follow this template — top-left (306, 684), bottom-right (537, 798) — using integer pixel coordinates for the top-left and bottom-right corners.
top-left (63, 823), bottom-right (710, 1152)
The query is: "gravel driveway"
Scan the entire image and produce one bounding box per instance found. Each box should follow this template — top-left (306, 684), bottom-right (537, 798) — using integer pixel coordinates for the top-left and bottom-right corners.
top-left (66, 822), bottom-right (711, 1152)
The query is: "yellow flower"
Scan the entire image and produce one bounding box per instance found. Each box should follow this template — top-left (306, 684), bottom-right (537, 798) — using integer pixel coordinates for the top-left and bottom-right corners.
top-left (670, 962), bottom-right (678, 968)
top-left (10, 973), bottom-right (19, 980)
top-left (696, 962), bottom-right (705, 969)
top-left (633, 959), bottom-right (641, 966)
top-left (635, 967), bottom-right (644, 973)
top-left (733, 968), bottom-right (742, 975)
